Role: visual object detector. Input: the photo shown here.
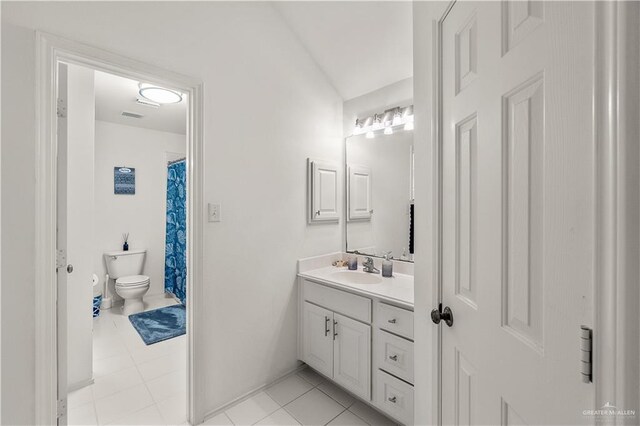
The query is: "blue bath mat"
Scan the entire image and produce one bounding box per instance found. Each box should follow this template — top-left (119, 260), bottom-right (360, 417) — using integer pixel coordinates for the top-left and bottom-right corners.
top-left (128, 304), bottom-right (186, 345)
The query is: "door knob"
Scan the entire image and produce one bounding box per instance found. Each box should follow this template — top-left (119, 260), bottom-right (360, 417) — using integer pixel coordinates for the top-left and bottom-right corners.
top-left (431, 305), bottom-right (453, 327)
top-left (66, 264), bottom-right (74, 274)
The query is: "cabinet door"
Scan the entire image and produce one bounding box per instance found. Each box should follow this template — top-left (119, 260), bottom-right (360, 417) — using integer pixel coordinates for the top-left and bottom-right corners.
top-left (302, 302), bottom-right (333, 378)
top-left (348, 165), bottom-right (372, 221)
top-left (333, 313), bottom-right (371, 400)
top-left (308, 159), bottom-right (339, 223)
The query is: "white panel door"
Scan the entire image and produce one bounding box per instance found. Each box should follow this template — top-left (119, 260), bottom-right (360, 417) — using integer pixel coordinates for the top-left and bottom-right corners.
top-left (440, 2), bottom-right (595, 425)
top-left (348, 165), bottom-right (372, 220)
top-left (333, 313), bottom-right (371, 401)
top-left (309, 160), bottom-right (339, 223)
top-left (65, 64), bottom-right (95, 390)
top-left (302, 302), bottom-right (333, 378)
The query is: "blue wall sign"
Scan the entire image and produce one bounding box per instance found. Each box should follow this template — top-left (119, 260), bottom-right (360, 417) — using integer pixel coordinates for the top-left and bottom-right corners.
top-left (114, 167), bottom-right (136, 194)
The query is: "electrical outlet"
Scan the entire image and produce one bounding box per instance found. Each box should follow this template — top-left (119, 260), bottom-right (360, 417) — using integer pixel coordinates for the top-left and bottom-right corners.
top-left (208, 203), bottom-right (221, 222)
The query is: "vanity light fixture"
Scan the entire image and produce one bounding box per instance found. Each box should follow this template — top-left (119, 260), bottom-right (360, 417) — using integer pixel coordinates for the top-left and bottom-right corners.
top-left (352, 105), bottom-right (414, 137)
top-left (403, 106), bottom-right (414, 131)
top-left (353, 119), bottom-right (363, 136)
top-left (392, 107), bottom-right (403, 126)
top-left (371, 114), bottom-right (383, 131)
top-left (138, 83), bottom-right (183, 104)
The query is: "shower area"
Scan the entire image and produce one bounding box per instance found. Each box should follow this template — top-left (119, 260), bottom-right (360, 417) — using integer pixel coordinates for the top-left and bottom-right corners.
top-left (165, 158), bottom-right (187, 304)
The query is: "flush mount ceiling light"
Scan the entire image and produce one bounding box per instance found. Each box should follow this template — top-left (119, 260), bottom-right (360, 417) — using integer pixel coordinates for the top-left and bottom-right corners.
top-left (138, 83), bottom-right (183, 104)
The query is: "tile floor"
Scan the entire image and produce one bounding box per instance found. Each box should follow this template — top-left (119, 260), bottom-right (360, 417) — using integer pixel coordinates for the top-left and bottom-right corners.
top-left (203, 369), bottom-right (398, 426)
top-left (69, 294), bottom-right (396, 426)
top-left (68, 294), bottom-right (187, 425)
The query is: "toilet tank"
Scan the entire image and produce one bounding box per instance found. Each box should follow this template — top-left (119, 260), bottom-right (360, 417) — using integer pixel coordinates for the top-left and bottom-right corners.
top-left (104, 249), bottom-right (146, 279)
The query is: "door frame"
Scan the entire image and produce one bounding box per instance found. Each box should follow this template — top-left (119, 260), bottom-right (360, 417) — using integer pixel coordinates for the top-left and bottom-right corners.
top-left (415, 0), bottom-right (639, 424)
top-left (34, 32), bottom-right (206, 424)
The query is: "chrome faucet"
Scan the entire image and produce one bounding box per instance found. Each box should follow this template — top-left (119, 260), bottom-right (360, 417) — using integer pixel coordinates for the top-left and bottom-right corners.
top-left (362, 257), bottom-right (380, 274)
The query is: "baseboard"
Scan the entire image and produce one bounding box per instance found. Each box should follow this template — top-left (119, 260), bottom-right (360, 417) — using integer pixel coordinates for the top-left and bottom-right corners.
top-left (200, 363), bottom-right (308, 423)
top-left (67, 377), bottom-right (94, 393)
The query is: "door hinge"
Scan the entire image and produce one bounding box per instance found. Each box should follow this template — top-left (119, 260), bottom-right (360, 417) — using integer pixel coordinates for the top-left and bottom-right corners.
top-left (57, 97), bottom-right (67, 118)
top-left (57, 398), bottom-right (67, 420)
top-left (56, 249), bottom-right (66, 271)
top-left (580, 326), bottom-right (592, 383)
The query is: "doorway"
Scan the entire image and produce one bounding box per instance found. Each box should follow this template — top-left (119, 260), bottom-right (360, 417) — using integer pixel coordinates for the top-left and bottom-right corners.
top-left (60, 62), bottom-right (190, 425)
top-left (34, 33), bottom-right (205, 425)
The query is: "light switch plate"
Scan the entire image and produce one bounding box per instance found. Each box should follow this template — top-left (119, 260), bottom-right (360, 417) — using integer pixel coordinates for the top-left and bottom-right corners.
top-left (208, 203), bottom-right (221, 222)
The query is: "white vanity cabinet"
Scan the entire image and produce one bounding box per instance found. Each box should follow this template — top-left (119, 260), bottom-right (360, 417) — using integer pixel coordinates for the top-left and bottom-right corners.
top-left (300, 282), bottom-right (372, 400)
top-left (298, 276), bottom-right (414, 424)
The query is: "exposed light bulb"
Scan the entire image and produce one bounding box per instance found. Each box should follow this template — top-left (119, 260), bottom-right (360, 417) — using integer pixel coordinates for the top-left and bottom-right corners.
top-left (366, 130), bottom-right (375, 139)
top-left (384, 126), bottom-right (393, 135)
top-left (404, 121), bottom-right (414, 131)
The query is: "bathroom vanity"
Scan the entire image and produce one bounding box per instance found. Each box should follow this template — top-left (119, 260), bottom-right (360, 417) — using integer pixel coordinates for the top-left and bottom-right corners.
top-left (297, 254), bottom-right (414, 425)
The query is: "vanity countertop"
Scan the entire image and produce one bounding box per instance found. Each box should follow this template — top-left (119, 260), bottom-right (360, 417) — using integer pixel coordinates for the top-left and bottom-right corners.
top-left (298, 266), bottom-right (414, 309)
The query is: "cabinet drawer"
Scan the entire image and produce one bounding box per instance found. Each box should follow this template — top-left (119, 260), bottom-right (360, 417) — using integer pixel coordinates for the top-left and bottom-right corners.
top-left (376, 329), bottom-right (414, 384)
top-left (375, 370), bottom-right (414, 425)
top-left (303, 279), bottom-right (371, 323)
top-left (375, 302), bottom-right (413, 340)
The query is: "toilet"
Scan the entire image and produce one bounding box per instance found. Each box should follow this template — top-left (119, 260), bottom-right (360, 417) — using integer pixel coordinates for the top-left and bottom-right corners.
top-left (104, 249), bottom-right (150, 315)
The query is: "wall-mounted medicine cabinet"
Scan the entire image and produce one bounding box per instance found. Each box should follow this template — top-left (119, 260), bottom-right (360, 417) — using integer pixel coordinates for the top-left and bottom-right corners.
top-left (307, 158), bottom-right (339, 224)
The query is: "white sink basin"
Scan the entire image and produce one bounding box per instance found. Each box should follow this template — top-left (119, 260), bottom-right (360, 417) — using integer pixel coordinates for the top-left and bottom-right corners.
top-left (330, 270), bottom-right (383, 285)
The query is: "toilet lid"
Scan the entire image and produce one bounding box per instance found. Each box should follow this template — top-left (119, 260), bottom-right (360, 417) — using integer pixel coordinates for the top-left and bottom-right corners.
top-left (115, 275), bottom-right (150, 287)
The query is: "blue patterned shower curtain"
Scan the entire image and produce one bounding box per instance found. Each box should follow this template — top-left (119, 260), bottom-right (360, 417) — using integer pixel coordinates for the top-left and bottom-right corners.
top-left (165, 160), bottom-right (187, 305)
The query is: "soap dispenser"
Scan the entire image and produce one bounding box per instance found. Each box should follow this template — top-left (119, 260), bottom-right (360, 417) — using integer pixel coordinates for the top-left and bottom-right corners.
top-left (382, 252), bottom-right (393, 277)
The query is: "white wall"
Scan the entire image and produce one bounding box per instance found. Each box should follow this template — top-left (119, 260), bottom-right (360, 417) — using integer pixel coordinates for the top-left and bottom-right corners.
top-left (94, 120), bottom-right (186, 299)
top-left (346, 131), bottom-right (413, 258)
top-left (1, 21), bottom-right (36, 421)
top-left (66, 64), bottom-right (96, 391)
top-left (1, 3), bottom-right (342, 424)
top-left (343, 77), bottom-right (413, 137)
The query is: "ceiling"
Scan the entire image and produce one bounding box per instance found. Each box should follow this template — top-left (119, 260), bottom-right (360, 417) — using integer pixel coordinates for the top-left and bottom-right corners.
top-left (94, 71), bottom-right (187, 135)
top-left (274, 1), bottom-right (413, 101)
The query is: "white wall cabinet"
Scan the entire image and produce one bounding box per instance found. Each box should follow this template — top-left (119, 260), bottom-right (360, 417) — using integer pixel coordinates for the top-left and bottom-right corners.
top-left (348, 165), bottom-right (372, 221)
top-left (308, 159), bottom-right (339, 223)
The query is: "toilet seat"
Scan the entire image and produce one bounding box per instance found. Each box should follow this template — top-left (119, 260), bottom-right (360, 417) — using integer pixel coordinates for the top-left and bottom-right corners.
top-left (115, 275), bottom-right (150, 288)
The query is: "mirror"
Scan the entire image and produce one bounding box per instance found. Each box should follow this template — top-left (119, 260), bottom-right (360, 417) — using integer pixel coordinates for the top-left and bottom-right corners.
top-left (345, 130), bottom-right (414, 262)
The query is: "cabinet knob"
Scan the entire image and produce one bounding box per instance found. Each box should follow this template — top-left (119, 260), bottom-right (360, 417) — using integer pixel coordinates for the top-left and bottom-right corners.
top-left (316, 210), bottom-right (321, 216)
top-left (388, 318), bottom-right (397, 324)
top-left (388, 396), bottom-right (397, 403)
top-left (389, 354), bottom-right (398, 362)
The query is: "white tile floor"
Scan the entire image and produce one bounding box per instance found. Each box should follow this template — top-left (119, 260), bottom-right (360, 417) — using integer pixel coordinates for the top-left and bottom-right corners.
top-left (68, 294), bottom-right (187, 426)
top-left (70, 294), bottom-right (396, 426)
top-left (203, 369), bottom-right (398, 426)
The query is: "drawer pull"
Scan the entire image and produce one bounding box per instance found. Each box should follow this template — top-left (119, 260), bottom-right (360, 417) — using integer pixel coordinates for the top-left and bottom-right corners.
top-left (388, 318), bottom-right (397, 324)
top-left (389, 354), bottom-right (398, 361)
top-left (324, 316), bottom-right (330, 336)
top-left (388, 396), bottom-right (397, 403)
top-left (333, 320), bottom-right (338, 340)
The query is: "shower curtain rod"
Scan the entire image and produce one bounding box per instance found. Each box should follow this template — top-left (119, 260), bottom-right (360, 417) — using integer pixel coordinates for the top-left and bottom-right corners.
top-left (168, 158), bottom-right (186, 165)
